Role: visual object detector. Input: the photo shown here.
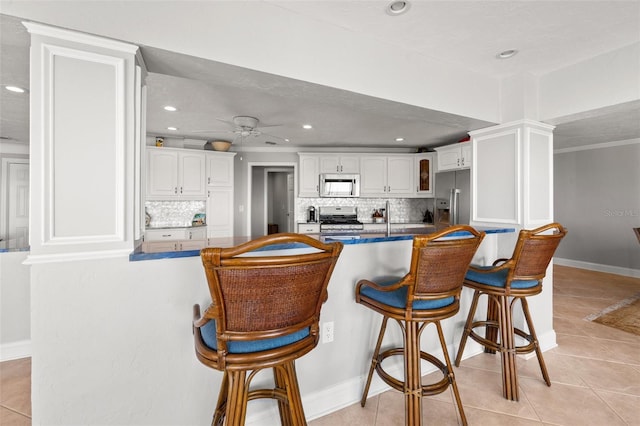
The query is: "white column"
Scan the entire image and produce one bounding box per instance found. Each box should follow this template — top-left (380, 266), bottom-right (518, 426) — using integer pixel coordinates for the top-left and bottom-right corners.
top-left (25, 22), bottom-right (145, 262)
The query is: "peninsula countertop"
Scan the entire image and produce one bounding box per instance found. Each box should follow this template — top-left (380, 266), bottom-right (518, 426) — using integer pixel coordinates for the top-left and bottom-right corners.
top-left (129, 226), bottom-right (515, 261)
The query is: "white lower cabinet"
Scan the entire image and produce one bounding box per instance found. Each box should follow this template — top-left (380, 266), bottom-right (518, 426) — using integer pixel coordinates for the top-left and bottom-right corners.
top-left (143, 227), bottom-right (207, 252)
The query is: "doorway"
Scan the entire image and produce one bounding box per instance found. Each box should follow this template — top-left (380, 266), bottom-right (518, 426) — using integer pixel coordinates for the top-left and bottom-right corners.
top-left (1, 156), bottom-right (29, 248)
top-left (247, 163), bottom-right (296, 237)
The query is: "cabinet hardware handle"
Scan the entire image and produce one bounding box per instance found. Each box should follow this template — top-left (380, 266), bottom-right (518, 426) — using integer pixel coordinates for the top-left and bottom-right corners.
top-left (162, 234), bottom-right (170, 237)
top-left (174, 187), bottom-right (177, 194)
top-left (180, 187), bottom-right (183, 194)
top-left (208, 177), bottom-right (211, 184)
top-left (208, 190), bottom-right (210, 197)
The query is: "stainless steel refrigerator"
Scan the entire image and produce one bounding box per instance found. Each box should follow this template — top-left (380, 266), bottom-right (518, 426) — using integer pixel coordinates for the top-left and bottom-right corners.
top-left (434, 169), bottom-right (471, 225)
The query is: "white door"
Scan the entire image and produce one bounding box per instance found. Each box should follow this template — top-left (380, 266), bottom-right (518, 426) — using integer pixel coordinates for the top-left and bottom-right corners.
top-left (7, 161), bottom-right (30, 247)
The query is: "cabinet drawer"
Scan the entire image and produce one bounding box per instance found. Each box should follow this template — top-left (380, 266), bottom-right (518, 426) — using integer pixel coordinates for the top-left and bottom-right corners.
top-left (186, 227), bottom-right (207, 240)
top-left (145, 229), bottom-right (186, 241)
top-left (298, 223), bottom-right (320, 234)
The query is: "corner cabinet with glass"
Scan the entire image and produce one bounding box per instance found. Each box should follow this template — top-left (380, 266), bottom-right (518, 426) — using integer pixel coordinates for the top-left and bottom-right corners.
top-left (415, 153), bottom-right (434, 197)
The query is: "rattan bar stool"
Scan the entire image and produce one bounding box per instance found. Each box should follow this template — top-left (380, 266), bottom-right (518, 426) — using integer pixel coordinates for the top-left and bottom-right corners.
top-left (193, 233), bottom-right (343, 426)
top-left (454, 223), bottom-right (567, 401)
top-left (356, 226), bottom-right (485, 426)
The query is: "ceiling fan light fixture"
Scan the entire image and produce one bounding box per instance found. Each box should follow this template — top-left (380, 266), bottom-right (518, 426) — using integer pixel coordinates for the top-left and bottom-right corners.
top-left (386, 1), bottom-right (410, 16)
top-left (496, 49), bottom-right (518, 59)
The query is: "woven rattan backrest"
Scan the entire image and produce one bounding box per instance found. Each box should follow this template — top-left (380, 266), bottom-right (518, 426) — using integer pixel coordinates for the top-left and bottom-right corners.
top-left (411, 226), bottom-right (484, 300)
top-left (201, 233), bottom-right (343, 339)
top-left (510, 223), bottom-right (567, 281)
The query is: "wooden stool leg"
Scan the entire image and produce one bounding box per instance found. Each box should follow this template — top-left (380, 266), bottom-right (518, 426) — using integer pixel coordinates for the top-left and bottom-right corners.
top-left (521, 298), bottom-right (551, 386)
top-left (281, 361), bottom-right (307, 426)
top-left (435, 322), bottom-right (467, 426)
top-left (361, 316), bottom-right (389, 407)
top-left (498, 295), bottom-right (518, 401)
top-left (455, 289), bottom-right (480, 367)
top-left (213, 371), bottom-right (229, 426)
top-left (484, 296), bottom-right (499, 354)
top-left (225, 370), bottom-right (249, 425)
top-left (274, 366), bottom-right (293, 426)
top-left (405, 321), bottom-right (423, 426)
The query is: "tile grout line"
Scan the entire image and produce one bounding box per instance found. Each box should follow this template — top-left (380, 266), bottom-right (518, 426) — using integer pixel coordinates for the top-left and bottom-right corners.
top-left (1, 403), bottom-right (32, 419)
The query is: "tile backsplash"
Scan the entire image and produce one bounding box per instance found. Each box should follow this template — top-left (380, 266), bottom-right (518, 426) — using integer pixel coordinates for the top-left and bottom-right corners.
top-left (296, 198), bottom-right (435, 223)
top-left (145, 201), bottom-right (206, 228)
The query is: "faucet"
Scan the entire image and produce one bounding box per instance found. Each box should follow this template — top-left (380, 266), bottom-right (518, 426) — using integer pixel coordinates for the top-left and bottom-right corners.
top-left (386, 200), bottom-right (391, 236)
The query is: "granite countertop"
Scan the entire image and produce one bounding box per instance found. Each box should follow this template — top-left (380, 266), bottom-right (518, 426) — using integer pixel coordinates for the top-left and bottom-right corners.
top-left (145, 224), bottom-right (207, 230)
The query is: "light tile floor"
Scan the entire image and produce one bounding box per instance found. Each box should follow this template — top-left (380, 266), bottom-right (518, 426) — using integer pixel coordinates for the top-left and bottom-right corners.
top-left (1, 265), bottom-right (639, 425)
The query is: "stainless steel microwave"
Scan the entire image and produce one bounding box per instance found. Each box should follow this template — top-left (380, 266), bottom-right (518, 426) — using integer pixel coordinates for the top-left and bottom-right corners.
top-left (319, 174), bottom-right (360, 198)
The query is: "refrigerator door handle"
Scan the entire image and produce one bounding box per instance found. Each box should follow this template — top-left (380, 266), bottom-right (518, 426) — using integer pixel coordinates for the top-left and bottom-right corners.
top-left (450, 188), bottom-right (461, 225)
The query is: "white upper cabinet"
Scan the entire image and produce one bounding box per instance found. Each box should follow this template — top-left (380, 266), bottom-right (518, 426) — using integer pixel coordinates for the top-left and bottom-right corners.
top-left (318, 155), bottom-right (360, 174)
top-left (206, 152), bottom-right (235, 187)
top-left (414, 153), bottom-right (434, 197)
top-left (360, 155), bottom-right (414, 197)
top-left (146, 147), bottom-right (206, 199)
top-left (298, 154), bottom-right (320, 197)
top-left (434, 141), bottom-right (472, 171)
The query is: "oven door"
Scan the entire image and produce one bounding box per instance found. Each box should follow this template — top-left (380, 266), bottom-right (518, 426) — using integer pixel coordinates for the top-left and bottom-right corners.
top-left (319, 174), bottom-right (360, 197)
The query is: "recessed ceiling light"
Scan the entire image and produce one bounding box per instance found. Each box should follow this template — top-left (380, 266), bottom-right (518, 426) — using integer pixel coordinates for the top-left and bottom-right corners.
top-left (496, 49), bottom-right (518, 59)
top-left (302, 124), bottom-right (313, 130)
top-left (395, 137), bottom-right (405, 142)
top-left (167, 126), bottom-right (178, 131)
top-left (5, 85), bottom-right (25, 93)
top-left (386, 1), bottom-right (410, 16)
top-left (163, 105), bottom-right (177, 112)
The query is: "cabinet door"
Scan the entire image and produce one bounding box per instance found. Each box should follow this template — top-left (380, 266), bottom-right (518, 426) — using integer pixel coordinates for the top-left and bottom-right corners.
top-left (319, 155), bottom-right (340, 173)
top-left (207, 154), bottom-right (234, 186)
top-left (143, 241), bottom-right (178, 253)
top-left (207, 187), bottom-right (234, 237)
top-left (339, 155), bottom-right (360, 173)
top-left (297, 223), bottom-right (320, 234)
top-left (298, 155), bottom-right (320, 197)
top-left (387, 156), bottom-right (414, 195)
top-left (147, 150), bottom-right (178, 197)
top-left (360, 156), bottom-right (387, 196)
top-left (460, 143), bottom-right (472, 169)
top-left (179, 152), bottom-right (206, 197)
top-left (436, 146), bottom-right (461, 171)
top-left (415, 154), bottom-right (434, 196)
top-left (179, 240), bottom-right (206, 251)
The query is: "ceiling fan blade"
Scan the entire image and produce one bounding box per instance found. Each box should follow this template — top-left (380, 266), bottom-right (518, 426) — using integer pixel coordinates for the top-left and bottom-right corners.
top-left (256, 123), bottom-right (283, 129)
top-left (261, 131), bottom-right (288, 141)
top-left (191, 129), bottom-right (236, 134)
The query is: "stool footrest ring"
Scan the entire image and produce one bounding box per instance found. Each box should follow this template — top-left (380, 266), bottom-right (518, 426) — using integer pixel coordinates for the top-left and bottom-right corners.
top-left (376, 348), bottom-right (452, 396)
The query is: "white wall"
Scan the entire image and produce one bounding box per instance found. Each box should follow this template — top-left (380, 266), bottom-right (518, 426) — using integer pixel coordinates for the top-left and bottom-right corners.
top-left (554, 139), bottom-right (640, 276)
top-left (0, 251), bottom-right (30, 360)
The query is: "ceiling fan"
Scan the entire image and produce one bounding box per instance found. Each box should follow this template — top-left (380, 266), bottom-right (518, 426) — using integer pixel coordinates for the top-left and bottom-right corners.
top-left (193, 115), bottom-right (287, 143)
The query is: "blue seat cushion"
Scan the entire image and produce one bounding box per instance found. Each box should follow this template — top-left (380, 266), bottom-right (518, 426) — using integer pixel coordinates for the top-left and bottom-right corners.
top-left (201, 320), bottom-right (310, 354)
top-left (465, 266), bottom-right (539, 289)
top-left (359, 280), bottom-right (454, 310)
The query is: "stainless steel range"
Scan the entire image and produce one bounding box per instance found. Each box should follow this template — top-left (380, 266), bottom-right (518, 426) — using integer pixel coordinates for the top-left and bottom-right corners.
top-left (319, 206), bottom-right (364, 231)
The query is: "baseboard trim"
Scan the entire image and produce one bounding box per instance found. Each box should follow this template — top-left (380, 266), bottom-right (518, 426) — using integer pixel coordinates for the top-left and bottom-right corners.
top-left (0, 340), bottom-right (31, 362)
top-left (555, 258), bottom-right (640, 278)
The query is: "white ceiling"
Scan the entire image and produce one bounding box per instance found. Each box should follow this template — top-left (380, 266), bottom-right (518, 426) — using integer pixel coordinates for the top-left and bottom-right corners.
top-left (1, 1), bottom-right (639, 150)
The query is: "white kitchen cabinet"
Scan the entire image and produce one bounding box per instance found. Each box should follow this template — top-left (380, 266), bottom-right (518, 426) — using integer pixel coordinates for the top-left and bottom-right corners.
top-left (298, 154), bottom-right (320, 197)
top-left (297, 223), bottom-right (320, 234)
top-left (207, 187), bottom-right (234, 237)
top-left (361, 155), bottom-right (414, 197)
top-left (206, 152), bottom-right (235, 187)
top-left (434, 142), bottom-right (471, 171)
top-left (146, 147), bottom-right (206, 199)
top-left (143, 226), bottom-right (206, 252)
top-left (415, 153), bottom-right (435, 197)
top-left (318, 155), bottom-right (360, 174)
